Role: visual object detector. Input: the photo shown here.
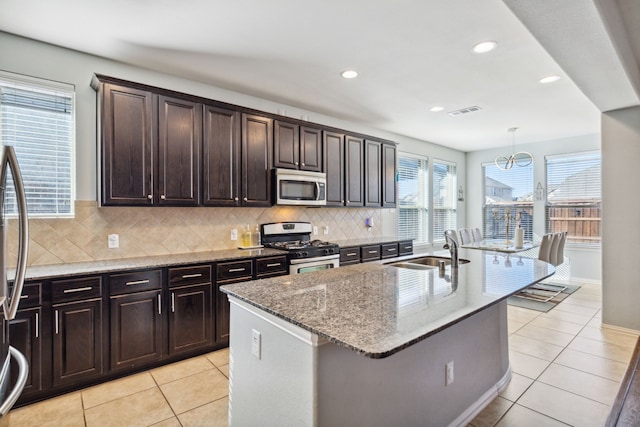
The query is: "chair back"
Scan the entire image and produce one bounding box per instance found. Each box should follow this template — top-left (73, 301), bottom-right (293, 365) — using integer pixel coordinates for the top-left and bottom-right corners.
top-left (472, 227), bottom-right (483, 242)
top-left (458, 228), bottom-right (472, 245)
top-left (538, 233), bottom-right (556, 263)
top-left (551, 231), bottom-right (567, 266)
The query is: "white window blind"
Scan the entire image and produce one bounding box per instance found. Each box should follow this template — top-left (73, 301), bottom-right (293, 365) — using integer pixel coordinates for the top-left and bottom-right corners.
top-left (432, 160), bottom-right (456, 242)
top-left (483, 161), bottom-right (533, 241)
top-left (397, 153), bottom-right (428, 245)
top-left (545, 151), bottom-right (601, 245)
top-left (0, 73), bottom-right (74, 217)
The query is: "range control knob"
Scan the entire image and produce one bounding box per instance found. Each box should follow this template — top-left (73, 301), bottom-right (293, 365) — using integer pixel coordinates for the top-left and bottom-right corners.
top-left (302, 251), bottom-right (309, 257)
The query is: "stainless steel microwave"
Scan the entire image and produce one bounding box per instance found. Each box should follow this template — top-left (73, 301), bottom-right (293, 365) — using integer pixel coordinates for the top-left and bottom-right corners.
top-left (273, 168), bottom-right (327, 206)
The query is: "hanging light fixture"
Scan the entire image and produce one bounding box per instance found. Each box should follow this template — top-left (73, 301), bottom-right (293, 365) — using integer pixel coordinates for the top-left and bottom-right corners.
top-left (494, 127), bottom-right (533, 170)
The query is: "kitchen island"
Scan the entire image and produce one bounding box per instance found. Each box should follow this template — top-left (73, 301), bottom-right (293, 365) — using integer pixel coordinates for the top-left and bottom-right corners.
top-left (221, 249), bottom-right (554, 426)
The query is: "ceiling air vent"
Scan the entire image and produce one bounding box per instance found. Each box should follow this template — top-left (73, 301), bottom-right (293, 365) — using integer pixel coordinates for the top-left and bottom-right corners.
top-left (447, 106), bottom-right (482, 117)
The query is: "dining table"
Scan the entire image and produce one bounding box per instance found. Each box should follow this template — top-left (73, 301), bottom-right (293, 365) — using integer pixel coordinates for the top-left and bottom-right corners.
top-left (460, 239), bottom-right (539, 253)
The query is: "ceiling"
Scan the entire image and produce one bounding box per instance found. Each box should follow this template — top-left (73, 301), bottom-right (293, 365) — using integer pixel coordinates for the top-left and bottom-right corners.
top-left (0, 0), bottom-right (636, 152)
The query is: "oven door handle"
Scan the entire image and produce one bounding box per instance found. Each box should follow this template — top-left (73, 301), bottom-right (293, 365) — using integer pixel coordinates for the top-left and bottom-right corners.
top-left (0, 346), bottom-right (29, 416)
top-left (314, 182), bottom-right (320, 200)
top-left (289, 254), bottom-right (340, 265)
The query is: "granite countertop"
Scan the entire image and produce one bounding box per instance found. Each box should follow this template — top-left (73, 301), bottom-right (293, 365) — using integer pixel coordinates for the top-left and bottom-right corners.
top-left (221, 248), bottom-right (555, 359)
top-left (19, 248), bottom-right (287, 281)
top-left (333, 236), bottom-right (411, 248)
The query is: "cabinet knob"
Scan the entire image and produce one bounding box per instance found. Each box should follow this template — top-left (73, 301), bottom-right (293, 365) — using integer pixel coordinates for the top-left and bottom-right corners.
top-left (244, 197), bottom-right (248, 201)
top-left (301, 163), bottom-right (305, 166)
top-left (147, 195), bottom-right (153, 200)
top-left (234, 197), bottom-right (239, 201)
top-left (295, 162), bottom-right (299, 166)
top-left (160, 195), bottom-right (166, 200)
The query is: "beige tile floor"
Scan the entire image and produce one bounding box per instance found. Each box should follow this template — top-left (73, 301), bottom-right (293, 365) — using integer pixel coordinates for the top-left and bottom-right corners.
top-left (6, 280), bottom-right (637, 426)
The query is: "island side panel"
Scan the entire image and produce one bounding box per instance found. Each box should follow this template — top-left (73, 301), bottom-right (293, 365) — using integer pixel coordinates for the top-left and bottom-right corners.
top-left (316, 301), bottom-right (510, 427)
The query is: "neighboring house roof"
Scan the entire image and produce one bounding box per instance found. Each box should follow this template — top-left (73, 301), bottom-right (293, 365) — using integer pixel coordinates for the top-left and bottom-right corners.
top-left (548, 164), bottom-right (601, 203)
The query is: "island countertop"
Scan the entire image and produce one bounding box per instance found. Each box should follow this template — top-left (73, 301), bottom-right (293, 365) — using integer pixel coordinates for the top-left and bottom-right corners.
top-left (221, 249), bottom-right (555, 358)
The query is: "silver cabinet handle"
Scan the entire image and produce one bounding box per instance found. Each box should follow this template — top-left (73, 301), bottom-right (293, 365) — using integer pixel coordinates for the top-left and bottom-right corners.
top-left (157, 294), bottom-right (162, 315)
top-left (368, 250), bottom-right (377, 254)
top-left (266, 263), bottom-right (281, 267)
top-left (147, 194), bottom-right (153, 200)
top-left (347, 252), bottom-right (357, 256)
top-left (54, 310), bottom-right (59, 335)
top-left (19, 295), bottom-right (28, 300)
top-left (228, 268), bottom-right (246, 273)
top-left (404, 246), bottom-right (411, 250)
top-left (171, 292), bottom-right (175, 313)
top-left (126, 279), bottom-right (150, 286)
top-left (387, 248), bottom-right (396, 252)
top-left (63, 286), bottom-right (92, 294)
top-left (182, 273), bottom-right (202, 279)
top-left (35, 312), bottom-right (39, 339)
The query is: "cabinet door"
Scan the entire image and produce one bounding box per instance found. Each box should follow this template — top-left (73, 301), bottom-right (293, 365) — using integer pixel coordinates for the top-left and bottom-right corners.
top-left (215, 284), bottom-right (230, 344)
top-left (100, 84), bottom-right (154, 205)
top-left (241, 114), bottom-right (273, 206)
top-left (52, 299), bottom-right (103, 386)
top-left (323, 131), bottom-right (344, 206)
top-left (300, 126), bottom-right (322, 172)
top-left (203, 105), bottom-right (240, 206)
top-left (345, 135), bottom-right (364, 206)
top-left (157, 95), bottom-right (201, 205)
top-left (364, 140), bottom-right (382, 207)
top-left (10, 307), bottom-right (44, 399)
top-left (110, 290), bottom-right (163, 371)
top-left (273, 120), bottom-right (299, 169)
top-left (169, 284), bottom-right (212, 355)
top-left (382, 143), bottom-right (397, 207)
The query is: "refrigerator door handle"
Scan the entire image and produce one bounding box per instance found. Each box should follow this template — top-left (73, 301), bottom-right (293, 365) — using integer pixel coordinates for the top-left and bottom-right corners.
top-left (2, 146), bottom-right (29, 321)
top-left (0, 346), bottom-right (29, 416)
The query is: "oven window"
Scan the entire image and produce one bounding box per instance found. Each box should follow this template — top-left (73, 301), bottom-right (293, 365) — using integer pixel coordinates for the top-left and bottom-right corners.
top-left (280, 180), bottom-right (317, 200)
top-left (298, 264), bottom-right (334, 274)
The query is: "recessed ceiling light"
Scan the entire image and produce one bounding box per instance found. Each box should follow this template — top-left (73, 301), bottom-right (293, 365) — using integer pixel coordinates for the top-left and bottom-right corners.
top-left (429, 106), bottom-right (444, 112)
top-left (341, 70), bottom-right (359, 79)
top-left (539, 75), bottom-right (561, 84)
top-left (472, 41), bottom-right (498, 54)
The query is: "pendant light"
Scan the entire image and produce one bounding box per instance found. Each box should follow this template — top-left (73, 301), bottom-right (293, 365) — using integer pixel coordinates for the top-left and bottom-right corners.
top-left (494, 127), bottom-right (533, 170)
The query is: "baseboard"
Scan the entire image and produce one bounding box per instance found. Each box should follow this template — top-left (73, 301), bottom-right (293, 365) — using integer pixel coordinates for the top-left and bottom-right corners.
top-left (449, 366), bottom-right (512, 427)
top-left (601, 322), bottom-right (640, 336)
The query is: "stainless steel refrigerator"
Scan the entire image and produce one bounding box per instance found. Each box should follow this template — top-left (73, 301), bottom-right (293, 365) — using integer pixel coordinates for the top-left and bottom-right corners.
top-left (0, 146), bottom-right (29, 420)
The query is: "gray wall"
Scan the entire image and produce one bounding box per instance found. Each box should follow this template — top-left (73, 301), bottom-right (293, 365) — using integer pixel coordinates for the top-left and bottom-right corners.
top-left (602, 106), bottom-right (640, 331)
top-left (466, 134), bottom-right (602, 283)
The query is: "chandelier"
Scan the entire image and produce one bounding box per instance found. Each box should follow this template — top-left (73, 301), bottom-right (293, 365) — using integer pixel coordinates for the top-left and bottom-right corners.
top-left (494, 127), bottom-right (533, 170)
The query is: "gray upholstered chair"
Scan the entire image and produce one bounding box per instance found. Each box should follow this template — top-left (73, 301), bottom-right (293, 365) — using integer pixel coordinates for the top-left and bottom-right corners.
top-left (538, 233), bottom-right (556, 264)
top-left (551, 231), bottom-right (567, 266)
top-left (472, 227), bottom-right (483, 242)
top-left (458, 228), bottom-right (472, 245)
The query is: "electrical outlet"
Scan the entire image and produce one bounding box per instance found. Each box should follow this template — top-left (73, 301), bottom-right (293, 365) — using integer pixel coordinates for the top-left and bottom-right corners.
top-left (445, 361), bottom-right (454, 385)
top-left (108, 234), bottom-right (119, 249)
top-left (323, 225), bottom-right (329, 235)
top-left (251, 329), bottom-right (262, 360)
top-left (313, 226), bottom-right (318, 235)
top-left (231, 229), bottom-right (238, 241)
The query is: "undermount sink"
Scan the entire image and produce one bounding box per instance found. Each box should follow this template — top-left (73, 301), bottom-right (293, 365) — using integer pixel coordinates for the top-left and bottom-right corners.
top-left (386, 256), bottom-right (470, 270)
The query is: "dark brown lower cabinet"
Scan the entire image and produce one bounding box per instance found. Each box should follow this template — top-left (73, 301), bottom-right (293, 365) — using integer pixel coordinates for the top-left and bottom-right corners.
top-left (110, 289), bottom-right (163, 371)
top-left (10, 307), bottom-right (44, 399)
top-left (52, 299), bottom-right (103, 386)
top-left (169, 283), bottom-right (212, 355)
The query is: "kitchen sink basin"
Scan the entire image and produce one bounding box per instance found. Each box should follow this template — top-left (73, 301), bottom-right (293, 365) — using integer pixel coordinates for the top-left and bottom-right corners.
top-left (385, 256), bottom-right (469, 270)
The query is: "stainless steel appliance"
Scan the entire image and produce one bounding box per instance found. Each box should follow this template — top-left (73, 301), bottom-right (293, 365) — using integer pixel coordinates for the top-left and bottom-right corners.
top-left (261, 222), bottom-right (339, 274)
top-left (272, 168), bottom-right (327, 206)
top-left (0, 146), bottom-right (30, 420)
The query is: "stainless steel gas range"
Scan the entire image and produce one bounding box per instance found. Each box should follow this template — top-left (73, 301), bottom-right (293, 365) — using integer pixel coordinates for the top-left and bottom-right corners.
top-left (261, 222), bottom-right (339, 274)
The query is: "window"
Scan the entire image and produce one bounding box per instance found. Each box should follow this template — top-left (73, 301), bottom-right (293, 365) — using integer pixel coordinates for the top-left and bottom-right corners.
top-left (545, 151), bottom-right (601, 245)
top-left (397, 153), bottom-right (428, 245)
top-left (432, 160), bottom-right (456, 242)
top-left (0, 72), bottom-right (74, 217)
top-left (483, 161), bottom-right (533, 241)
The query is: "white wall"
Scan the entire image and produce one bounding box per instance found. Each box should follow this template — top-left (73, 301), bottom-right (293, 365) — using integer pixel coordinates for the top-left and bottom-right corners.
top-left (601, 106), bottom-right (640, 331)
top-left (466, 134), bottom-right (601, 282)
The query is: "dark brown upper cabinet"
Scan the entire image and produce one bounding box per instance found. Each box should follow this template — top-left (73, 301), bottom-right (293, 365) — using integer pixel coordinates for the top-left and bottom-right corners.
top-left (274, 121), bottom-right (322, 172)
top-left (242, 113), bottom-right (273, 207)
top-left (382, 143), bottom-right (397, 207)
top-left (345, 135), bottom-right (364, 206)
top-left (323, 131), bottom-right (345, 206)
top-left (157, 95), bottom-right (201, 206)
top-left (99, 83), bottom-right (154, 206)
top-left (364, 140), bottom-right (382, 207)
top-left (203, 105), bottom-right (241, 206)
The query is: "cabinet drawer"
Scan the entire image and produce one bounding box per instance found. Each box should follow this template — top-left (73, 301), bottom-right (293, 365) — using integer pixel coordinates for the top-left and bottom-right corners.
top-left (340, 248), bottom-right (361, 265)
top-left (361, 245), bottom-right (381, 261)
top-left (52, 276), bottom-right (102, 304)
top-left (381, 243), bottom-right (399, 258)
top-left (217, 260), bottom-right (253, 283)
top-left (110, 270), bottom-right (162, 296)
top-left (256, 256), bottom-right (288, 278)
top-left (11, 281), bottom-right (42, 308)
top-left (168, 264), bottom-right (212, 288)
top-left (398, 240), bottom-right (413, 255)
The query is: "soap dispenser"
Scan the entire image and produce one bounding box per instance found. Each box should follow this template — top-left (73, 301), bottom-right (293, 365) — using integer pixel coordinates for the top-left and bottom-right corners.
top-left (242, 224), bottom-right (252, 247)
top-left (253, 224), bottom-right (261, 247)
